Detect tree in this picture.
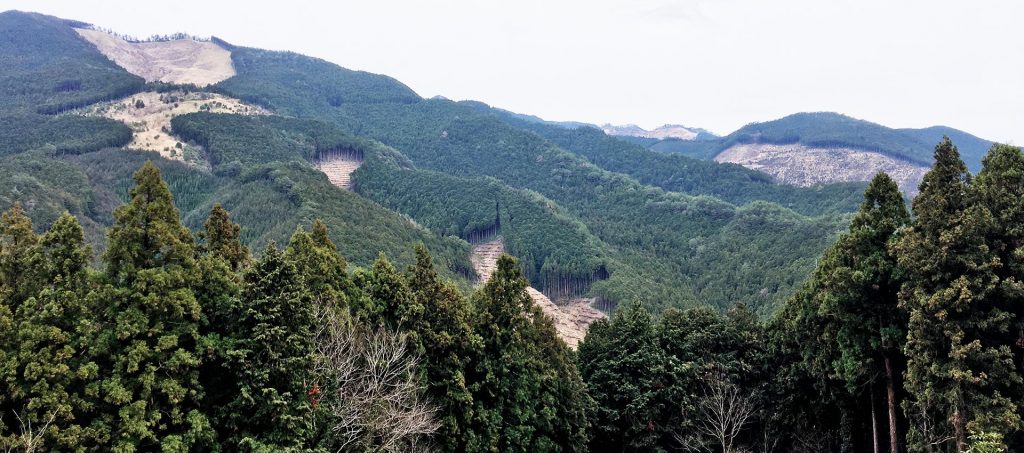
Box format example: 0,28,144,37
197,203,250,271
578,301,668,451
404,244,481,452
817,172,910,453
285,220,349,310
690,378,758,453
351,253,418,329
312,305,439,452
98,162,213,451
892,139,1021,452
0,203,40,444
9,213,103,449
470,254,591,452
222,243,316,449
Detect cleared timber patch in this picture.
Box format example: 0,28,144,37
316,149,364,190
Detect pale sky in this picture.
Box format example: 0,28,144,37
4,0,1022,143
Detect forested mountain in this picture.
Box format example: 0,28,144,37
1,8,1023,453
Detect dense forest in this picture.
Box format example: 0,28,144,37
3,140,1023,453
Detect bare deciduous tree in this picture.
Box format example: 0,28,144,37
313,307,439,452
1,409,56,453
686,378,758,453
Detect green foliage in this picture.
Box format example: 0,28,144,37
0,114,132,156
468,255,592,451
96,162,213,451
222,243,316,449
497,112,866,216
0,11,143,115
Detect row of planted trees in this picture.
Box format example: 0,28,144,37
577,138,1024,452
0,162,592,451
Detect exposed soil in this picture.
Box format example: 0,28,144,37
715,143,928,195
471,237,606,348
317,157,363,191
80,91,267,161
76,28,235,86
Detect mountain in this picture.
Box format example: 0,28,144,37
0,10,871,320
629,112,995,193
601,123,718,141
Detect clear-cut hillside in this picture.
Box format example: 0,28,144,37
471,237,605,348
602,123,703,140
316,151,363,191
715,143,928,194
76,28,235,86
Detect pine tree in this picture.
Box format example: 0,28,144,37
817,172,909,452
577,300,668,451
98,162,213,451
405,244,481,451
223,243,316,449
11,213,104,449
893,139,1021,452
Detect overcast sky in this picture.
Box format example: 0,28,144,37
5,0,1022,143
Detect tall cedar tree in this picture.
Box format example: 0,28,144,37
892,139,1021,452
972,143,1024,449
0,203,40,444
577,301,667,451
11,213,104,449
194,205,249,446
470,254,591,452
404,244,482,452
351,253,420,328
223,243,316,449
285,220,349,310
817,172,910,453
99,162,213,451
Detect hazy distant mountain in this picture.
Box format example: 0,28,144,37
601,123,718,141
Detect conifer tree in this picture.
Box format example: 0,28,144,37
11,213,103,449
351,253,419,328
284,221,349,309
98,162,213,451
578,301,668,450
893,139,1021,452
817,172,909,452
405,244,481,451
223,243,316,449
197,203,250,271
469,254,591,452
0,203,39,441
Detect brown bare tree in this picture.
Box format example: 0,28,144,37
313,307,439,452
686,378,758,453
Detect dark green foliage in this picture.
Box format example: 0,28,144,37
404,245,480,451
0,114,132,156
214,46,420,116
577,302,668,450
222,243,316,449
97,162,213,451
893,139,1021,450
496,112,866,216
719,112,938,165
0,11,143,115
899,126,993,172
469,255,592,451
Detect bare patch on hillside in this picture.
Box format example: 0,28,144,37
471,237,606,348
317,152,363,191
76,28,235,86
715,143,928,194
81,91,267,161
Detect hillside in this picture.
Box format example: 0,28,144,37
0,10,866,317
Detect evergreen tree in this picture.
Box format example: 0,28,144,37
98,162,213,451
351,253,418,328
817,172,910,452
197,203,250,271
892,139,1021,452
470,254,591,452
194,205,248,445
10,213,104,449
577,301,667,451
0,203,40,442
404,244,481,452
223,243,316,449
284,221,349,309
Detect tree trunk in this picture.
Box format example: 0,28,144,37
872,385,880,453
884,354,899,453
952,402,966,453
